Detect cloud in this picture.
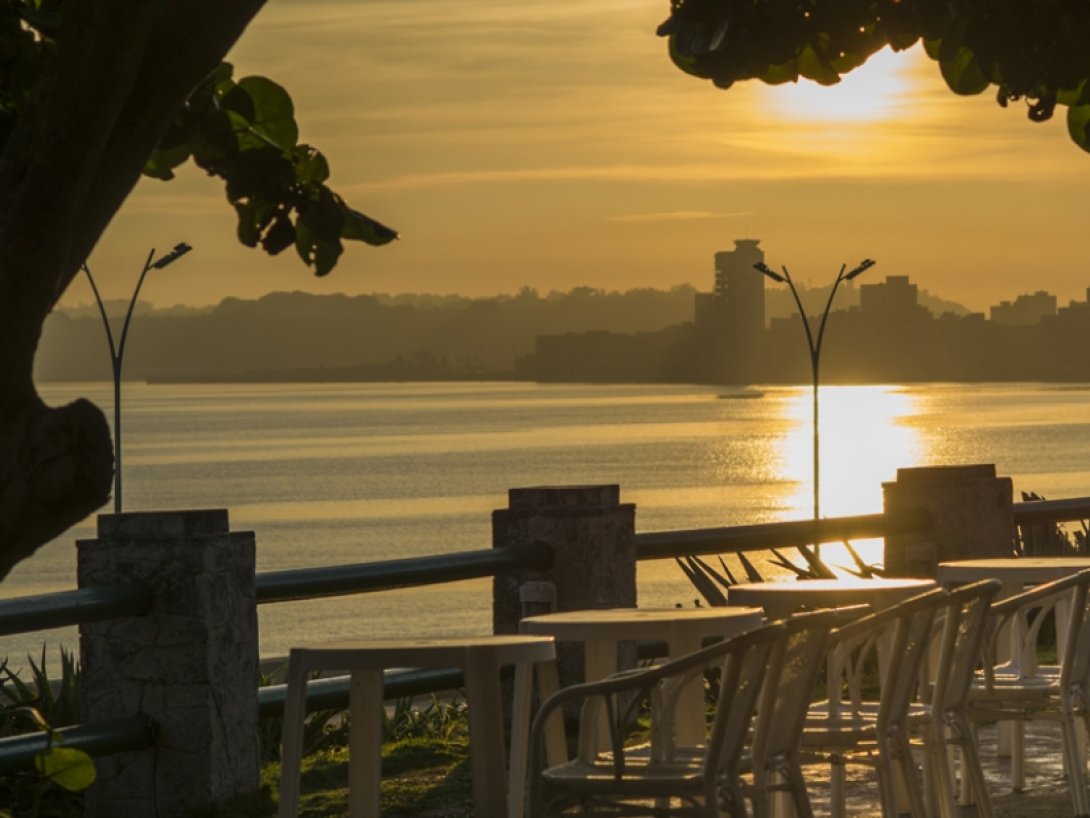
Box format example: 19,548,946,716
608,211,753,223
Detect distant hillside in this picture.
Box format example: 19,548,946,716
37,285,699,382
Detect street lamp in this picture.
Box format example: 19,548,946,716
82,243,193,513
754,257,875,525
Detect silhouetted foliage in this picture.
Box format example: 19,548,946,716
657,0,1090,152
0,1,395,581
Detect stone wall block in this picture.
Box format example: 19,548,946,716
883,464,1015,576
78,510,259,818
493,485,636,688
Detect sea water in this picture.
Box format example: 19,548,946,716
4,380,1090,666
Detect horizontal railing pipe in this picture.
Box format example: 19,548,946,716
258,667,468,719
258,645,675,720
634,509,933,561
0,584,154,637
1013,497,1090,526
255,540,552,604
0,715,157,774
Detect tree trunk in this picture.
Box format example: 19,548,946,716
0,0,265,580
0,395,113,581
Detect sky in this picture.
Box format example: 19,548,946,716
66,0,1090,315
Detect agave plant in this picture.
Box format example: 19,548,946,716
0,650,93,818
677,541,884,607
1018,491,1089,556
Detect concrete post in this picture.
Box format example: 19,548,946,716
78,510,259,818
493,485,637,630
493,485,636,687
883,464,1015,577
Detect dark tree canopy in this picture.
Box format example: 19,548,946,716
0,0,396,580
657,0,1090,152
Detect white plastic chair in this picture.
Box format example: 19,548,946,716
924,578,1003,818
968,568,1090,816
746,606,868,818
801,587,949,818
526,620,786,817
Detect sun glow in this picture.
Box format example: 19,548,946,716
761,47,915,123
780,385,921,568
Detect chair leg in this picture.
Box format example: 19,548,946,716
1011,720,1026,791
783,753,815,818
1061,715,1090,817
895,736,928,818
926,725,958,818
875,755,901,818
830,758,847,818
959,731,996,818
943,713,994,818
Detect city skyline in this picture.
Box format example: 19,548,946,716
60,0,1090,316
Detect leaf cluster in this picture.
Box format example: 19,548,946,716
657,0,1090,152
0,3,396,277
0,649,92,818
0,0,58,148
145,62,397,276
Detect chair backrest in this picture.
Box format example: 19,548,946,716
982,568,1090,692
931,579,1003,716
688,621,790,777
750,605,870,766
828,587,950,731
1049,569,1090,697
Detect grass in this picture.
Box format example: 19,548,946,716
199,693,478,818
201,736,474,818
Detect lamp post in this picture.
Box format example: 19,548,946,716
754,257,875,524
82,243,193,513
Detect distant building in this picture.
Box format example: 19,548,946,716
693,239,765,383
859,275,924,319
990,291,1057,326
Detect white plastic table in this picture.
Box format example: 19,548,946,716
520,606,764,753
937,556,1090,590
937,557,1090,674
725,577,937,620
277,634,556,818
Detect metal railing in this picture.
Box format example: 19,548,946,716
1,495,1088,772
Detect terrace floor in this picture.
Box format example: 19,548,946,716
805,720,1074,818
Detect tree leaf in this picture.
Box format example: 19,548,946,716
341,205,399,246
798,43,840,86
34,746,96,791
295,219,343,276
293,145,330,185
1067,104,1090,153
234,198,276,247
233,76,299,153
143,142,191,180
939,46,990,95
1057,80,1090,107
760,60,800,85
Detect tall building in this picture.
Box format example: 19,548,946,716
990,291,1057,326
693,239,765,383
715,239,766,344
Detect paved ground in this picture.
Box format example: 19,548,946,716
803,721,1075,817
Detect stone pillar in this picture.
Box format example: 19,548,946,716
493,486,636,685
78,510,259,818
883,464,1015,577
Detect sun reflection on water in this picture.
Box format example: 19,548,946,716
778,385,922,569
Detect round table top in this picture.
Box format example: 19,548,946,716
726,577,936,615
519,606,764,640
937,556,1090,584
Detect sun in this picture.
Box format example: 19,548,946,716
761,47,914,123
